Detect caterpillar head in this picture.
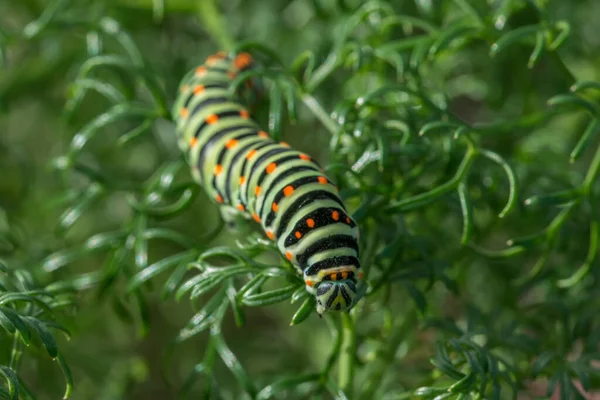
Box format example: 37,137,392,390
315,278,358,315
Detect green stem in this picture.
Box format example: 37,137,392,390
338,312,356,393
196,0,235,51
385,145,477,213
301,93,339,136
549,50,577,86
359,309,417,400
582,142,600,194
9,333,22,370
321,315,343,381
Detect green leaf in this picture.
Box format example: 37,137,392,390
268,82,283,141
524,188,581,208
458,181,473,245
0,294,53,315
490,25,541,56
531,351,556,377
477,149,518,218
22,316,58,359
570,119,600,163
0,310,15,334
236,273,268,298
528,31,545,68
0,308,31,345
547,94,600,117
198,246,257,266
256,373,321,400
42,230,125,272
242,284,297,307
414,386,447,396
212,331,257,398
56,183,105,234
177,288,228,342
226,281,245,328
570,81,600,93
45,271,103,293
66,77,125,113
68,103,158,158
127,249,198,292
161,263,189,300
404,283,427,314
290,296,315,326
55,352,74,399
189,265,254,300
0,387,11,400
429,24,480,58
0,366,18,400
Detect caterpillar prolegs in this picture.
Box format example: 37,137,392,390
172,51,363,315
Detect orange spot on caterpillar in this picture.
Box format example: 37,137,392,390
285,251,293,261
358,271,364,280
206,56,219,66
240,110,250,119
246,149,257,160
295,231,302,239
299,154,311,161
267,230,275,240
258,131,269,138
236,204,245,211
225,139,238,149
215,194,223,203
239,176,246,185
306,218,315,228
331,273,338,281
234,52,253,69
283,185,294,197
189,137,198,147
342,271,349,279
266,163,276,174
272,203,278,212
280,142,290,148
195,66,207,76
305,280,314,287
252,213,261,223
346,217,351,223
207,114,219,124
255,186,261,196
193,85,205,94
180,108,189,118
318,176,328,184
332,211,339,221
214,165,223,175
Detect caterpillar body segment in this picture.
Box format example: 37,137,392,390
173,51,363,315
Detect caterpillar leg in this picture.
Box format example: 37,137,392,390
218,205,252,233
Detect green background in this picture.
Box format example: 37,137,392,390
1,0,600,399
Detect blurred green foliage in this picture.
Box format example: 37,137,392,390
1,0,600,399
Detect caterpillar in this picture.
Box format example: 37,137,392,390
172,51,362,315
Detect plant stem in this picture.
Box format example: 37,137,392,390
301,93,339,136
359,309,417,399
196,0,235,51
583,142,600,194
385,145,477,213
549,50,577,86
338,312,356,393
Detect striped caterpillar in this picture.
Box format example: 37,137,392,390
172,51,362,315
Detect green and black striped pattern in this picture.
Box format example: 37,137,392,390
172,51,362,315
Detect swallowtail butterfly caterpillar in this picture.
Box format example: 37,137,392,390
172,51,363,315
